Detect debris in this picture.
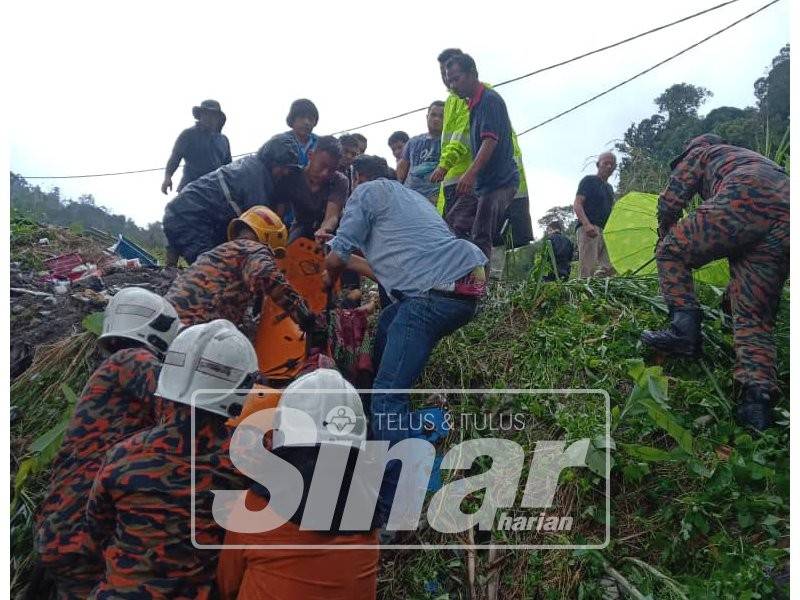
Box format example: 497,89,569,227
72,274,105,292
11,287,56,300
53,281,70,295
71,289,111,307
110,235,159,267
101,257,142,276
37,238,50,246
43,252,85,281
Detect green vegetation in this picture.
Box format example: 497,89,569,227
385,273,789,599
10,316,101,595
10,172,167,251
616,45,790,196
7,41,790,600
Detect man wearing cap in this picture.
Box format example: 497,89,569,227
162,134,303,266
162,99,232,195
641,134,790,431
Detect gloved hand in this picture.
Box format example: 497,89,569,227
298,312,328,349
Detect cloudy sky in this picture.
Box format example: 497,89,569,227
8,0,790,232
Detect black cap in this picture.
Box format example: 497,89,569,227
670,133,727,170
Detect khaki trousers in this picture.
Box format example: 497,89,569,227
577,226,615,277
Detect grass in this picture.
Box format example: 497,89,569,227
8,267,789,599
388,273,789,599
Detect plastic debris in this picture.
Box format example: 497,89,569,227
109,235,158,267
43,253,84,281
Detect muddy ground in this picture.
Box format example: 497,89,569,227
10,262,178,379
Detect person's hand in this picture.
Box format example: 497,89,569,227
161,178,172,195
455,170,476,197
314,228,333,244
300,312,329,349
585,224,599,238
430,167,447,183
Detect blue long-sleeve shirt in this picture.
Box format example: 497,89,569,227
329,179,487,301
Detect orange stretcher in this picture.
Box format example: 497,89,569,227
254,237,337,382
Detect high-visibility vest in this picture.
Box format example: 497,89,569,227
436,85,528,214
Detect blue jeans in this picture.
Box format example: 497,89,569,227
371,292,477,524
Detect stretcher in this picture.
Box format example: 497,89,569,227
254,237,337,383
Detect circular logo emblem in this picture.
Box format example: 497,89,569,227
324,405,358,436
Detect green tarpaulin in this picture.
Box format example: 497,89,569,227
603,191,729,287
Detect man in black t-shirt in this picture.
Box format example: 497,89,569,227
443,53,519,262
573,152,616,277
161,100,232,194
273,135,349,243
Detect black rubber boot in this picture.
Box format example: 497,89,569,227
640,308,703,358
735,385,775,432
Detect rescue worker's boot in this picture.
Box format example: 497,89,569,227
735,385,775,432
640,308,703,358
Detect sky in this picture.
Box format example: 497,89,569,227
7,0,791,233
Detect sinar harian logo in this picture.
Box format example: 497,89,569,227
324,405,357,436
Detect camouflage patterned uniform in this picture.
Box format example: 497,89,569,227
165,238,313,328
35,347,162,600
656,138,789,392
86,405,246,599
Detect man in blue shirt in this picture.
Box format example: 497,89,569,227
396,102,444,203
161,100,232,194
325,154,487,526
444,53,519,261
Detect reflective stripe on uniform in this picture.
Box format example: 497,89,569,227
216,171,242,216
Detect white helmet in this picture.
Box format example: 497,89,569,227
156,319,258,417
98,287,180,356
273,368,366,449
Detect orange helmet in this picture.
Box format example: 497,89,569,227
228,206,288,256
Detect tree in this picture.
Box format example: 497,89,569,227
654,83,712,120
753,44,790,149
615,44,790,196
9,172,166,251
537,205,576,231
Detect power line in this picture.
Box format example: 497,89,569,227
516,0,780,136
18,0,758,180
522,2,781,135
333,0,742,134
493,0,743,87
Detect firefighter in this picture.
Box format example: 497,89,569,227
32,287,180,600
85,319,259,598
641,134,789,431
165,205,324,338
217,368,378,600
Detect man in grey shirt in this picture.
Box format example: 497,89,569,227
396,101,444,204
325,154,486,527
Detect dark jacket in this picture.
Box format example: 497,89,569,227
546,232,574,280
